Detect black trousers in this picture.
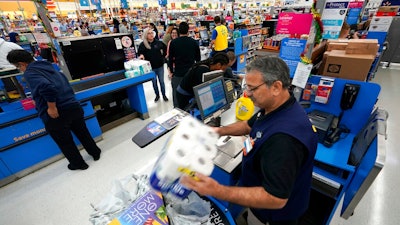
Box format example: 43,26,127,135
176,91,193,110
171,76,184,108
44,106,101,166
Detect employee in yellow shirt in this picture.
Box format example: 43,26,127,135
210,16,228,56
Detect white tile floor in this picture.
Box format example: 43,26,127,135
0,66,399,225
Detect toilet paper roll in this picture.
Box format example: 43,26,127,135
156,147,191,181
189,153,215,176
176,116,202,131
194,143,218,159
196,125,219,145
167,128,197,151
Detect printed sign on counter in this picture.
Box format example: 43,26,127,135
321,0,350,39
279,38,307,78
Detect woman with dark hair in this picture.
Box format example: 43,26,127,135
163,25,175,45
112,18,120,33
166,27,179,79
176,52,230,109
149,23,159,40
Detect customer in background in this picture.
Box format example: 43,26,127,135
181,56,318,225
168,22,201,107
162,25,175,45
7,50,102,171
138,28,168,102
166,28,179,79
210,16,229,56
119,19,130,33
149,23,159,40
112,18,120,33
0,37,23,69
176,52,229,110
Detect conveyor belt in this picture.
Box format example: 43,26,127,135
71,73,126,92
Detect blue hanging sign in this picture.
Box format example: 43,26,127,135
158,0,168,6
143,3,148,8
91,0,102,11
80,0,90,6
121,0,129,9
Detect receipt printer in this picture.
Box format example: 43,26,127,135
308,110,335,143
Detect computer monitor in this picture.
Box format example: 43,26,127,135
202,70,224,82
193,76,231,125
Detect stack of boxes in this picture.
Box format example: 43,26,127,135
319,39,379,81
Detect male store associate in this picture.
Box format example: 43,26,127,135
7,50,102,171
181,56,318,225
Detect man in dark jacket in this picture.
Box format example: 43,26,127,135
168,22,201,107
7,50,101,170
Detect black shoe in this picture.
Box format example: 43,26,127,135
68,163,89,170
163,95,169,101
154,96,160,102
92,152,101,161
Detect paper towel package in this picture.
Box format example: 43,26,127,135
149,116,217,198
124,59,152,77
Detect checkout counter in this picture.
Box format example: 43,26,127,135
132,75,385,225
0,68,155,187
0,32,157,187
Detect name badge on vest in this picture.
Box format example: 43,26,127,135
243,137,253,156
243,131,262,156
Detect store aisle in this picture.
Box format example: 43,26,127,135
0,66,399,225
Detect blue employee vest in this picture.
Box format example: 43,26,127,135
241,101,318,222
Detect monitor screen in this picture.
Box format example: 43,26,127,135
193,76,231,124
202,70,224,82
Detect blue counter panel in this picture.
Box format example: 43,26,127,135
0,134,60,174
0,159,12,179
0,107,37,125
314,134,356,172
0,72,152,185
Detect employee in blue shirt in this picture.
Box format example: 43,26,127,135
181,56,318,225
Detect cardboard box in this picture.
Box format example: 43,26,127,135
327,42,348,51
345,39,379,56
322,50,375,81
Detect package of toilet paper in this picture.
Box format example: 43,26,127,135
149,116,218,198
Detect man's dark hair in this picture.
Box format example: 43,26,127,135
210,52,229,66
7,50,34,64
178,22,189,35
214,16,221,24
191,52,229,69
